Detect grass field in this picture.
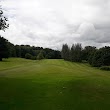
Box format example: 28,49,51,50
0,58,110,110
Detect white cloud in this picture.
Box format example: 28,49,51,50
0,0,110,49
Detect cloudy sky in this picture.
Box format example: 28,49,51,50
0,0,110,49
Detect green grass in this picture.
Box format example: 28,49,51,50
0,58,110,110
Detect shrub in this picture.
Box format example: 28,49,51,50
37,52,44,60
25,53,32,59
31,56,36,60
100,66,110,71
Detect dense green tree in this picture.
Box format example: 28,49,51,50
88,51,96,65
15,45,44,58
82,46,96,61
70,44,75,61
37,52,44,60
0,36,9,61
8,42,16,57
31,56,37,60
92,50,103,67
54,50,61,59
43,48,61,59
91,46,110,67
25,53,32,59
45,51,54,59
0,9,9,61
0,10,9,31
70,43,82,62
61,43,110,67
15,45,21,57
102,46,110,66
61,44,70,61
14,45,61,60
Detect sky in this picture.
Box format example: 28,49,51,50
0,0,110,50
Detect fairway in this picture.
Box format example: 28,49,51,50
0,58,110,110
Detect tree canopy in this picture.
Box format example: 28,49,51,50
0,36,9,61
0,9,9,31
0,8,9,61
61,44,110,67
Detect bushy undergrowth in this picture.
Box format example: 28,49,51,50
100,66,110,71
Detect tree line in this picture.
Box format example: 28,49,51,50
0,37,61,61
61,43,110,67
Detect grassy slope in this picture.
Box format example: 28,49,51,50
0,58,110,110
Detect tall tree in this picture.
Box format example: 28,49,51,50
0,10,9,31
0,9,9,61
61,44,70,61
82,46,96,61
0,36,9,61
91,46,110,67
8,42,16,57
70,43,82,62
70,44,75,61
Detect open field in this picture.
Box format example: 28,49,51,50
0,58,110,110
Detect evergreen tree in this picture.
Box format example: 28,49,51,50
70,44,76,61
70,43,82,62
61,44,70,61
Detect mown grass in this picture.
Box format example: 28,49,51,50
0,58,110,110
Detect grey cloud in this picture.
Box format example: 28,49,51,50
0,0,110,49
74,22,110,47
96,32,110,43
